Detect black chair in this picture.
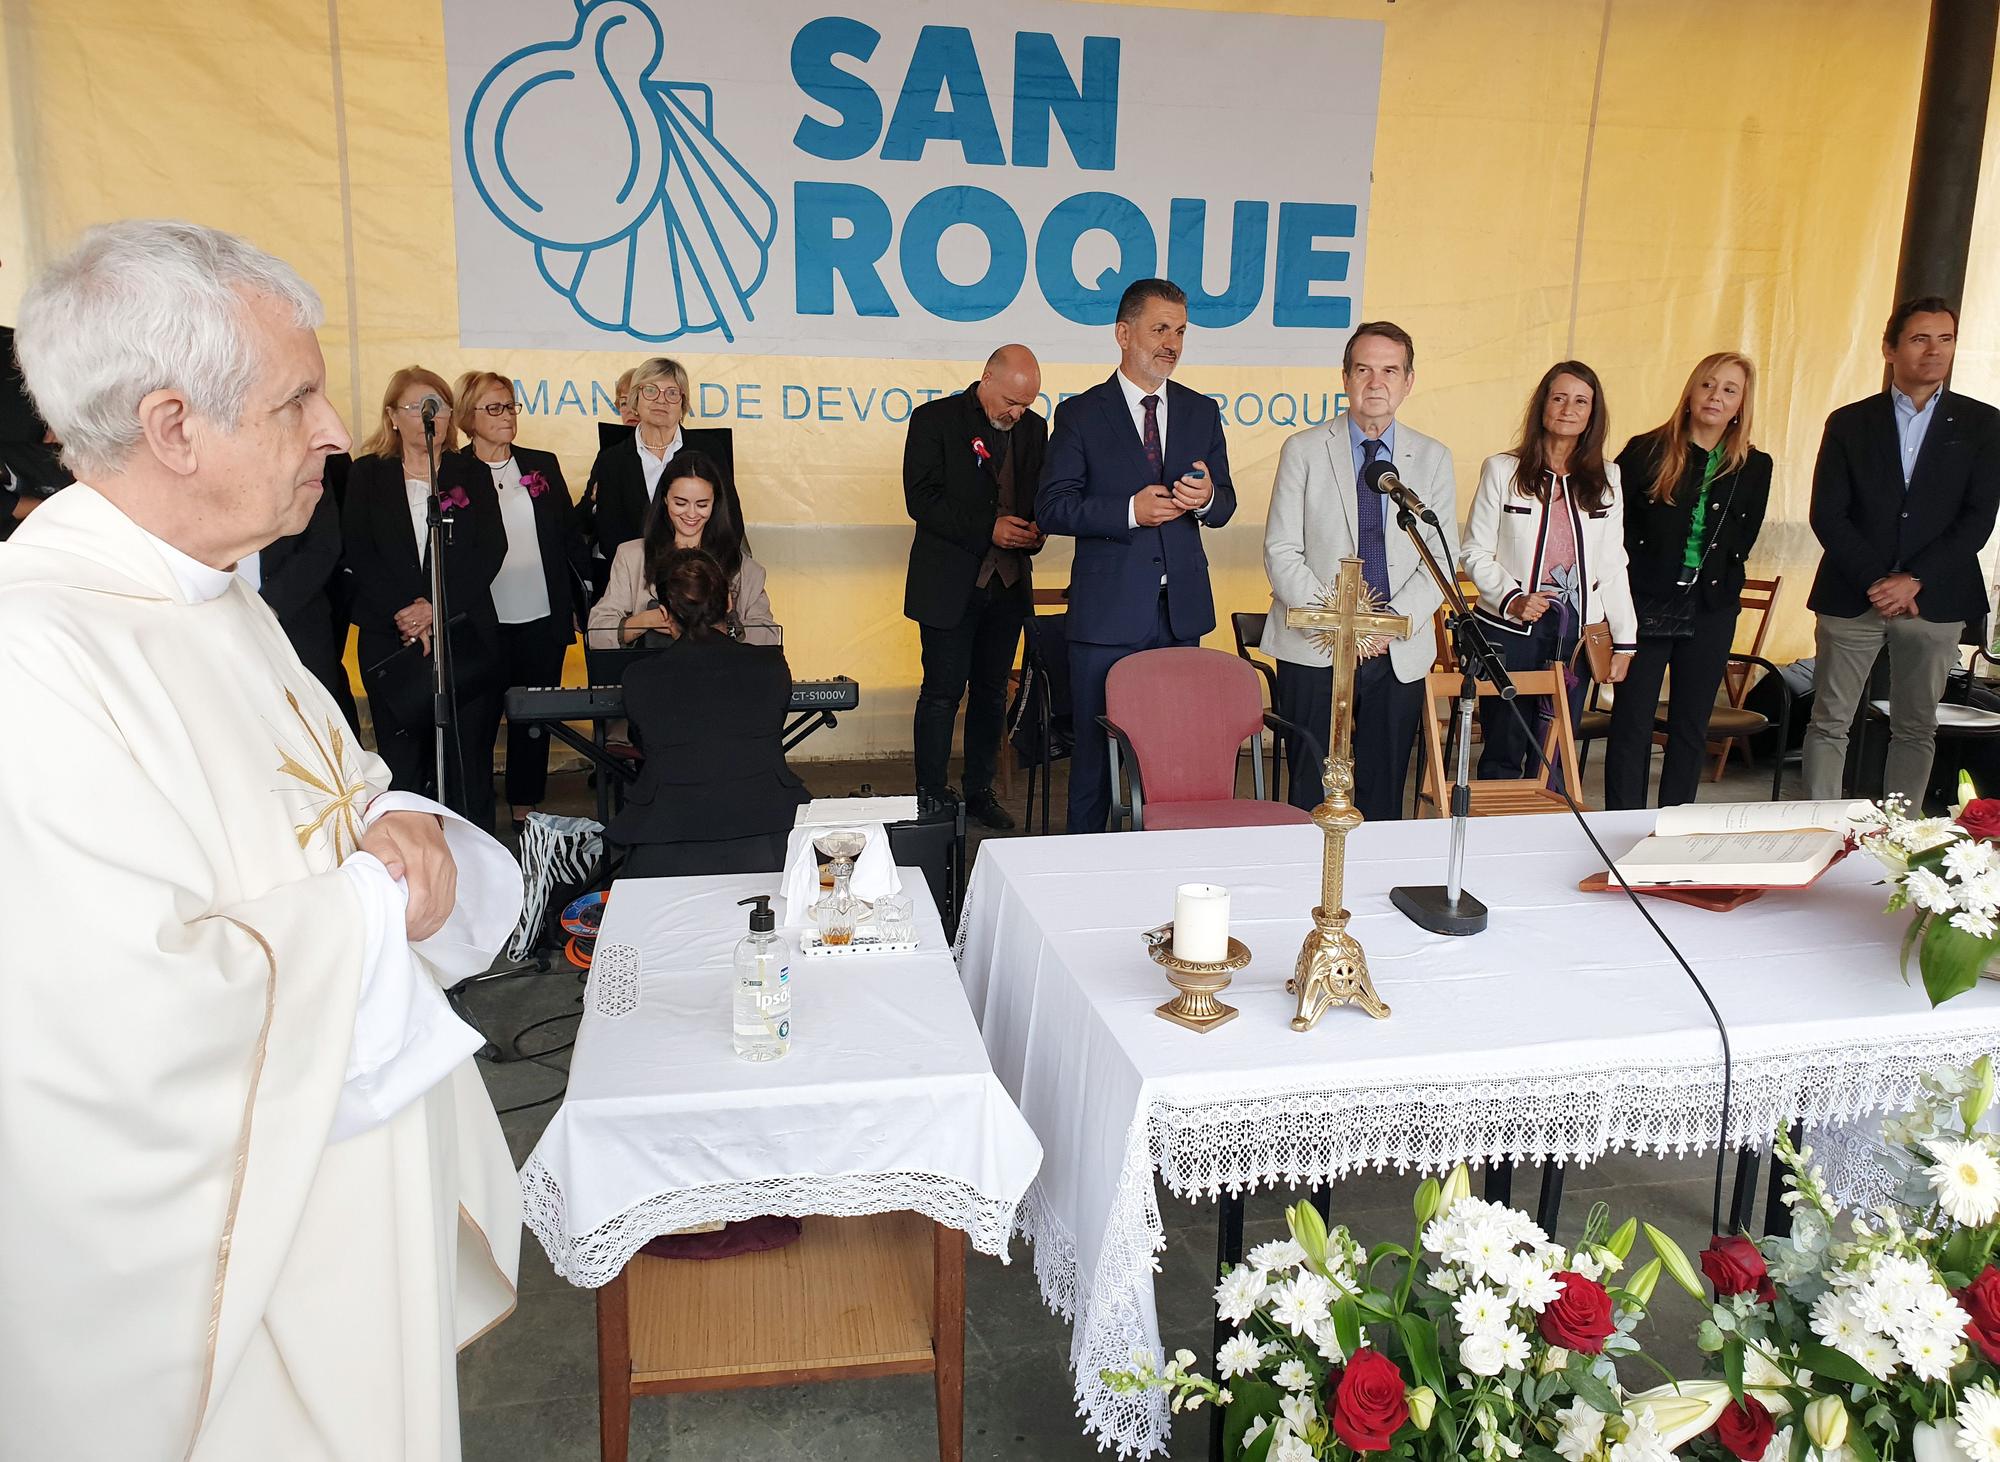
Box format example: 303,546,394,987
1010,612,1074,836
888,799,969,937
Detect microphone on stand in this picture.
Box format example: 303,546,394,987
419,392,447,427
1362,457,1440,526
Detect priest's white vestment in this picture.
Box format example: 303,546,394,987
0,484,522,1460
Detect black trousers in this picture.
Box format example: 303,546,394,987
365,668,501,834
1603,602,1740,810
1274,656,1424,821
475,616,571,809
1477,614,1582,791
914,579,1029,798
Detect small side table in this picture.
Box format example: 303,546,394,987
594,1213,966,1462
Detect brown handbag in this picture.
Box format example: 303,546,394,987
1573,621,1616,682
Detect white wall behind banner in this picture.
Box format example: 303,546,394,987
443,0,1383,365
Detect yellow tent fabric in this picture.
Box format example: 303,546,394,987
3,0,1990,756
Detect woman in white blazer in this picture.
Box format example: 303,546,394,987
1461,360,1636,785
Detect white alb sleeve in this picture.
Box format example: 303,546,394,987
328,793,525,1142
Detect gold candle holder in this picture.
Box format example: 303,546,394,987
1143,924,1251,1032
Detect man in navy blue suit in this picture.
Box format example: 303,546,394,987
1036,278,1236,833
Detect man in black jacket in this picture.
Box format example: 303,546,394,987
902,345,1046,829
247,485,358,732
1803,296,2000,804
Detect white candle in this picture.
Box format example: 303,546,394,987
1172,883,1230,964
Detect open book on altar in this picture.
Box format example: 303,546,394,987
1605,799,1866,891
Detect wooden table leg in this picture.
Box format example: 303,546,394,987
596,1268,633,1462
933,1223,966,1462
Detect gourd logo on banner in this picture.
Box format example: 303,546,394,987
449,0,1383,365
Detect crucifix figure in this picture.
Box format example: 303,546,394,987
1282,556,1408,1030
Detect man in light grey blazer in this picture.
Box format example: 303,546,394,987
1263,321,1458,818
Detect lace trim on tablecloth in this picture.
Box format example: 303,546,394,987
587,942,641,1019
1030,1028,2000,1460
520,1159,1023,1288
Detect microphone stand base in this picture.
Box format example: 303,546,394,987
1389,884,1489,936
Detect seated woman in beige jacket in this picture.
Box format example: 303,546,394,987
586,448,780,648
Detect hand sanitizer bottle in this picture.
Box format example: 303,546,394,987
732,895,791,1061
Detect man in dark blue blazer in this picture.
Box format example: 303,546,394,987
1036,278,1237,833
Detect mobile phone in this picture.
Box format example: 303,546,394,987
1186,467,1206,481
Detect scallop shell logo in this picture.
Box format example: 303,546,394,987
465,0,778,343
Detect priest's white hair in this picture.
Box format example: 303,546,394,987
14,219,324,478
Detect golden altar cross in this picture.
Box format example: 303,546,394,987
1281,557,1409,1030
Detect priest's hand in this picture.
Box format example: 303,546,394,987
360,811,459,941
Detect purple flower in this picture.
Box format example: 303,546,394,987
522,470,551,499
440,485,471,511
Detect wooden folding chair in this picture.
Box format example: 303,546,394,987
1706,575,1783,781
1415,668,1585,817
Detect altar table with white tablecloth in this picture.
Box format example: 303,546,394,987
952,810,2000,1457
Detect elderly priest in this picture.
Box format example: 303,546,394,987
0,222,523,1460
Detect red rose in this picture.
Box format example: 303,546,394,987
1958,1266,2000,1364
1538,1271,1617,1354
1959,800,2000,841
1331,1349,1410,1452
1714,1396,1776,1461
1701,1236,1776,1305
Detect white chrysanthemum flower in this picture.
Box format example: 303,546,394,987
1953,909,2000,939
1279,1391,1316,1433
1962,868,2000,917
1908,866,1958,914
1249,1238,1308,1272
1451,1216,1518,1281
1552,1398,1607,1462
1850,1332,1898,1380
1946,839,2000,880
1421,1214,1459,1256
1454,1283,1513,1337
1495,1326,1533,1371
1459,1331,1507,1377
1214,1266,1270,1324
1507,1255,1566,1311
1571,1251,1608,1282
1274,1358,1314,1393
1757,1427,1794,1462
1811,1289,1866,1347
1959,1382,2000,1462
1929,1138,2000,1226
1268,1272,1335,1336
1893,1325,1960,1382
1915,1287,1971,1339
1216,1332,1265,1379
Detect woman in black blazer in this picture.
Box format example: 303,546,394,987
453,370,587,829
587,356,691,571
1604,352,1773,810
607,549,809,878
342,366,507,831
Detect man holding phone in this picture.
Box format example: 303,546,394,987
902,344,1048,828
1036,278,1237,833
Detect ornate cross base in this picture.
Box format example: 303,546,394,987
1288,906,1390,1029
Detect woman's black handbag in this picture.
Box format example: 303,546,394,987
1635,590,1697,640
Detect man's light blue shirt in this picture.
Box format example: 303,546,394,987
1348,415,1396,481
1892,385,1941,486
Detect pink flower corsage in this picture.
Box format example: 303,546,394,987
972,437,992,467
440,485,471,511
522,470,551,499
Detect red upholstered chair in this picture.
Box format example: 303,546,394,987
1100,647,1319,832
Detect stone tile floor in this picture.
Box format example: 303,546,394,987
456,740,1794,1460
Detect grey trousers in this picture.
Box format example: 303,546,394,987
1801,609,1964,805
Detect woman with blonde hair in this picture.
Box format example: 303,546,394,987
451,370,585,829
1603,352,1773,809
342,366,505,828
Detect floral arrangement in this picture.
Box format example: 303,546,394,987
521,469,552,499
1104,1168,1714,1461
1853,777,2000,1006
1678,1058,2000,1462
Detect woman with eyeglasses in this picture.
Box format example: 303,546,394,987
586,356,691,566
341,367,505,830
452,370,587,830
